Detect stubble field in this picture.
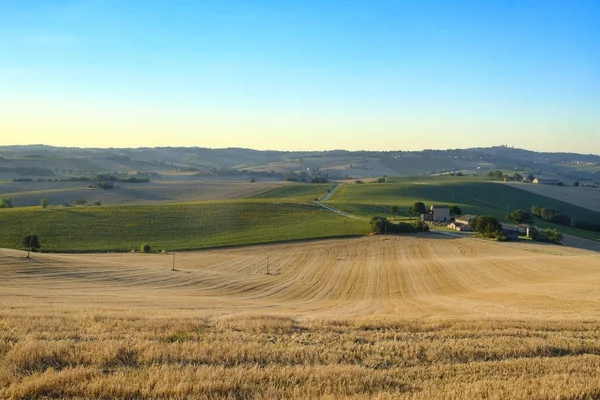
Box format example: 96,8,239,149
2,235,600,399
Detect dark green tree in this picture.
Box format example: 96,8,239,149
23,234,41,258
41,198,49,209
0,197,13,208
449,205,462,216
507,209,533,224
573,181,580,187
545,228,563,244
411,202,427,215
140,244,151,253
513,173,523,181
473,215,502,239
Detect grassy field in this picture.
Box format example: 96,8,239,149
249,183,333,201
0,180,279,207
0,201,368,252
327,177,600,240
2,236,600,399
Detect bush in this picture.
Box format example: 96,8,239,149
369,216,429,234
73,198,87,205
140,243,151,253
0,198,13,208
545,228,563,243
94,201,102,206
530,227,563,244
41,198,49,209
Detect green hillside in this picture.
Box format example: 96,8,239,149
327,177,600,240
0,201,368,252
250,184,332,201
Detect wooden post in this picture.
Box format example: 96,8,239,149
172,253,175,271
266,255,270,275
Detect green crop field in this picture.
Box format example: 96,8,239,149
0,201,368,252
250,184,333,201
326,177,600,240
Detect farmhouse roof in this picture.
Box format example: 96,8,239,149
456,214,477,222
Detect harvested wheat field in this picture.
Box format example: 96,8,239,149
2,235,600,399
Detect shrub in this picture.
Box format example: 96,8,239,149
545,228,563,244
140,244,151,253
94,201,102,206
0,197,13,208
73,198,87,205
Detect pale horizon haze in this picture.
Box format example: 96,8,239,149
1,0,599,153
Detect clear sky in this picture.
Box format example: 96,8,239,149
1,0,599,153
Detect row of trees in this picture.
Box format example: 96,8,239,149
469,214,563,243
369,217,429,234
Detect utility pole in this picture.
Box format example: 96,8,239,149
172,253,175,271
266,254,270,275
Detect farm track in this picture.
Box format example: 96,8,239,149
2,235,600,320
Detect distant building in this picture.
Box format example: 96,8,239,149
448,214,477,231
533,178,559,185
430,205,450,222
455,214,477,226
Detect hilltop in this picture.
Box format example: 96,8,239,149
1,144,600,184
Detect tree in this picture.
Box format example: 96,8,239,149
574,181,580,187
94,201,102,206
370,216,388,234
473,215,502,239
526,173,535,181
507,209,533,224
493,170,504,181
73,198,87,205
411,202,427,215
545,228,563,244
450,205,462,216
0,197,13,208
390,205,399,217
531,205,541,216
513,172,523,181
140,243,151,253
23,234,41,258
41,198,49,209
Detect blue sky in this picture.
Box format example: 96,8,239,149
1,0,599,153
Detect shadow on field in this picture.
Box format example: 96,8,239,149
117,188,173,202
